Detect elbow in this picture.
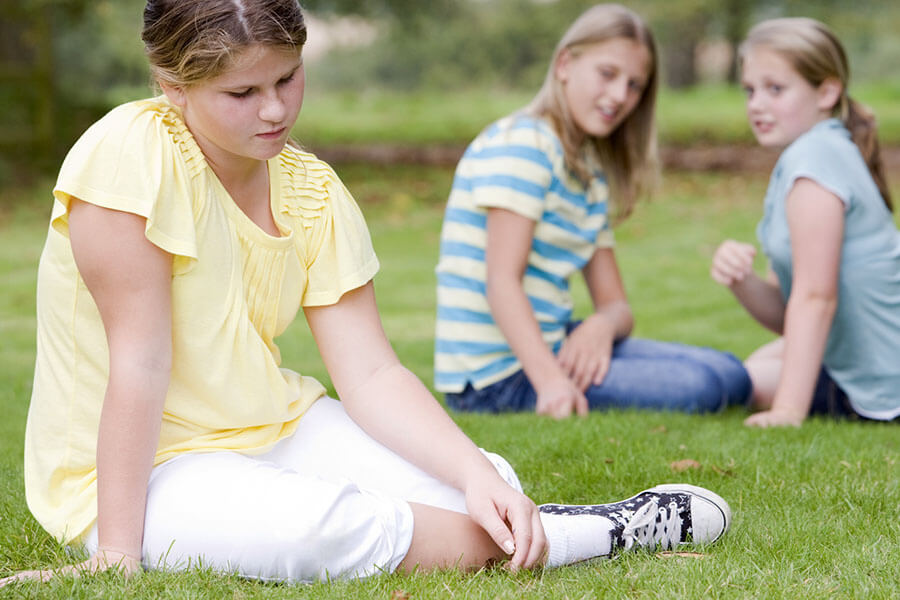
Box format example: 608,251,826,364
787,289,838,321
110,343,173,396
485,270,520,311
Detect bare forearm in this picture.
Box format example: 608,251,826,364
96,366,168,557
771,293,837,416
487,277,564,388
341,363,496,490
730,273,786,333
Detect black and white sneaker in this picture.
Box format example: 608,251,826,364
539,484,731,552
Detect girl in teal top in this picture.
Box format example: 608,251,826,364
712,17,900,427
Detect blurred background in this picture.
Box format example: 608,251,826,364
2,0,899,187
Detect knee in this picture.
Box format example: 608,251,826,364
672,363,731,414
687,349,752,407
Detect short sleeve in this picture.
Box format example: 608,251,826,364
280,154,379,306
779,121,854,210
50,99,200,274
462,117,556,221
596,228,615,248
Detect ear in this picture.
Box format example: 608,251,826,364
554,48,572,84
159,81,187,108
816,77,843,113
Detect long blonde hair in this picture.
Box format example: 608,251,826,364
741,17,892,211
142,0,307,89
526,3,659,221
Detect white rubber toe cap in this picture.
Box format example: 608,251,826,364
647,483,731,544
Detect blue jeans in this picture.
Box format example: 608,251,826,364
445,337,752,414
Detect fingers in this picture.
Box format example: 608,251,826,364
0,553,141,588
550,399,573,420
475,499,517,557
0,568,56,587
524,508,548,568
558,346,608,391
711,240,757,286
503,497,547,571
574,389,589,417
593,357,610,386
535,375,590,419
744,410,804,428
743,412,766,427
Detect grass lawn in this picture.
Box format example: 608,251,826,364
294,81,900,148
1,167,898,598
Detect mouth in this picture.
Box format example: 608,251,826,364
597,106,618,123
257,127,287,140
752,120,774,134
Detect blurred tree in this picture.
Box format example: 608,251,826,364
2,0,897,184
0,0,86,176
303,0,460,29
0,0,147,183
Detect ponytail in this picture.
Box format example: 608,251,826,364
844,98,893,212
740,18,892,212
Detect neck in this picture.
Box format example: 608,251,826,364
206,153,268,196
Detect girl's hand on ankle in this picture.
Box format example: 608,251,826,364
744,408,806,428
464,474,547,571
535,376,588,419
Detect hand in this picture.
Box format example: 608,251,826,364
744,409,806,428
557,313,615,390
0,549,141,588
534,375,588,419
711,240,757,287
464,473,547,571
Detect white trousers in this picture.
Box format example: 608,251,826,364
82,397,522,582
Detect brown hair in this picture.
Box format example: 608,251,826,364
142,0,307,89
526,3,659,221
741,17,892,211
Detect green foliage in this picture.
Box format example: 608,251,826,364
2,168,899,597
310,0,573,91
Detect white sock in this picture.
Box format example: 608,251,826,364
539,511,615,568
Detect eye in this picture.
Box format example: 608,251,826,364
599,67,616,80
766,83,783,95
277,73,295,86
741,85,753,97
628,79,644,94
227,88,253,99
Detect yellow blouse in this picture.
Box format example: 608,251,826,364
24,96,379,543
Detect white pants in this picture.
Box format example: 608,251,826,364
83,397,522,582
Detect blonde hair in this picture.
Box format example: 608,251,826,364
142,0,307,89
741,17,892,211
526,3,659,221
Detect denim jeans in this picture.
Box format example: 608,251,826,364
811,368,856,418
445,337,752,414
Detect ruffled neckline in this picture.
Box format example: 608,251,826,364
148,96,296,248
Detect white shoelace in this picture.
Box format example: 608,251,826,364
621,498,682,550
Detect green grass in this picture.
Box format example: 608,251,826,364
1,168,899,598
294,81,900,148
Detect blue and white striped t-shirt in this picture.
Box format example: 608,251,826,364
434,114,614,392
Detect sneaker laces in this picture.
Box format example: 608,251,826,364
621,497,682,551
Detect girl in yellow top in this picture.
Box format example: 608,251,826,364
2,0,731,586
